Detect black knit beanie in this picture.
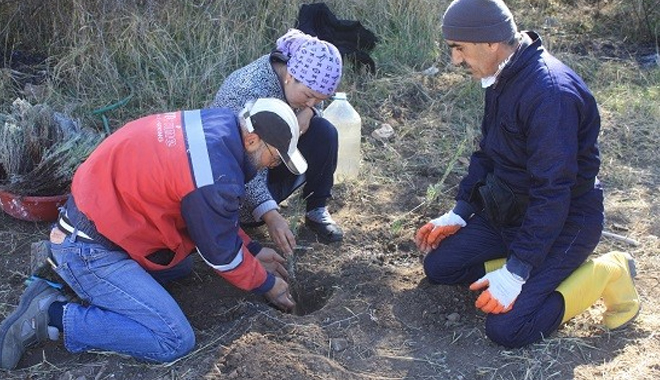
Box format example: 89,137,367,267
442,0,517,43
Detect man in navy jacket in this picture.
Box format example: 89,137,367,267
415,0,640,348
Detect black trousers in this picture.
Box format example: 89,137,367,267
267,116,338,212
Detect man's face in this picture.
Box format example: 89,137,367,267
446,40,500,80
248,142,282,171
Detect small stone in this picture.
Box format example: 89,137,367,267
331,338,349,352
543,17,559,28
446,313,461,322
371,123,395,142
421,65,439,76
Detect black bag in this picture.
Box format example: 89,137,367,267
295,2,379,73
472,173,529,228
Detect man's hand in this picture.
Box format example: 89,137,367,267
469,266,525,314
255,247,289,279
264,277,296,311
262,210,296,256
414,211,466,253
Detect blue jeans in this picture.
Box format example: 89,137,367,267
423,189,604,348
49,234,195,362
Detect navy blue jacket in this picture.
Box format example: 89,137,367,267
453,31,601,279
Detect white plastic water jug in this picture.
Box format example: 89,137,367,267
323,92,361,182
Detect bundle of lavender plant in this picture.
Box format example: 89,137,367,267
0,98,101,196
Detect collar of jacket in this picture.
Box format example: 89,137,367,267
491,30,542,91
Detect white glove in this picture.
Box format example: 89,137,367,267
414,211,466,253
469,265,525,314
429,210,467,228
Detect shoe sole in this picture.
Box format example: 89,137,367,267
314,233,343,244
311,232,343,244
305,219,343,244
627,253,637,278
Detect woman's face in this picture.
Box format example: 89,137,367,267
282,73,331,109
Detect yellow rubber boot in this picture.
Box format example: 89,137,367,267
601,251,640,329
556,251,640,328
556,258,602,324
484,258,506,274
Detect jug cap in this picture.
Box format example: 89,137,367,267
332,92,347,100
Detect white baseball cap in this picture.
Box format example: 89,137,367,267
241,98,307,175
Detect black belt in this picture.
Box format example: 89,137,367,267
60,196,121,250
57,213,96,244
470,175,596,228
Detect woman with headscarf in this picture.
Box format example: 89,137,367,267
210,29,344,255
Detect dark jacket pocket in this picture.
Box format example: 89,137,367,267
476,173,528,228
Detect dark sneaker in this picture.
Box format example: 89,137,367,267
305,207,343,243
0,279,67,369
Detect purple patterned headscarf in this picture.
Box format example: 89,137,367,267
276,29,343,96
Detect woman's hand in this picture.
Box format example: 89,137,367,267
262,210,296,256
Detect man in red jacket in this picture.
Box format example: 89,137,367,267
0,98,305,369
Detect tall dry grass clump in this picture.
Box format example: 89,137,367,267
0,0,445,132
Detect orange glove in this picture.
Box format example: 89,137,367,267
414,211,466,253
469,266,525,314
